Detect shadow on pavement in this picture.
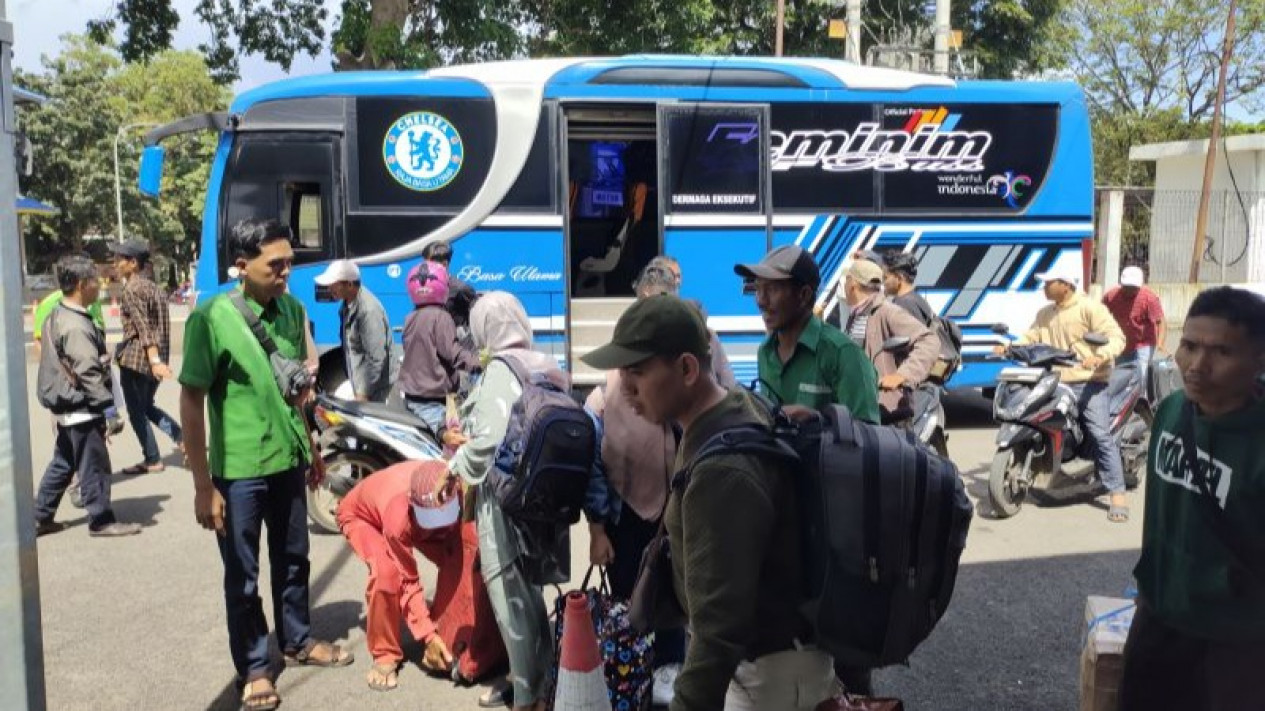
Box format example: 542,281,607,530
875,548,1140,710
111,493,170,527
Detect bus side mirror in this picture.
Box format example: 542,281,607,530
138,145,165,198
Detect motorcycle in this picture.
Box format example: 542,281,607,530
881,336,949,457
988,327,1152,518
307,394,444,533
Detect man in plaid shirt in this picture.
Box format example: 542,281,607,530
112,240,183,474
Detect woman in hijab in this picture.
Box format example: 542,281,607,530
444,291,563,711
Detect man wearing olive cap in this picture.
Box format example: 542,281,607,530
582,294,835,711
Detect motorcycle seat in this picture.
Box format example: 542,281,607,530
324,398,437,435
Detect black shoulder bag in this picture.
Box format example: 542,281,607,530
1180,401,1265,589
228,292,312,401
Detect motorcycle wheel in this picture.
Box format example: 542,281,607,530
307,451,387,534
989,447,1032,518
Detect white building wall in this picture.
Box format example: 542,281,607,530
1146,147,1262,284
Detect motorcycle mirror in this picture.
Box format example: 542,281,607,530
1084,333,1109,347
990,323,1010,335
882,336,911,352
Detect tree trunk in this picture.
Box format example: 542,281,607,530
334,0,411,70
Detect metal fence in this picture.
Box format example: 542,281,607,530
1102,188,1259,285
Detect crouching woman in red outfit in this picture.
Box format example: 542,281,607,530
337,460,506,691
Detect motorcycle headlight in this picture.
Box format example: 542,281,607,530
1013,376,1058,420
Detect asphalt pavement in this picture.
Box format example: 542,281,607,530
26,358,1142,711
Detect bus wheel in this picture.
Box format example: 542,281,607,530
307,451,385,534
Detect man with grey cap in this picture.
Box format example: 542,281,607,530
993,263,1130,521
112,238,182,475
735,244,879,424
841,258,940,426
582,294,834,711
315,259,392,403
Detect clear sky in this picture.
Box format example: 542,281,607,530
11,0,336,92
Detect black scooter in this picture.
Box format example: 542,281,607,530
988,327,1152,518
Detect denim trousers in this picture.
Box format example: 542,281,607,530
119,367,182,465
35,420,116,529
1069,380,1126,493
213,466,313,681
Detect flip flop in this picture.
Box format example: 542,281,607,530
367,663,398,692
284,640,354,667
240,679,280,711
1108,504,1130,523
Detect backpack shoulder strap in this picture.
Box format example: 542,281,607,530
676,423,800,492
1180,400,1265,586
228,291,279,356
492,354,530,387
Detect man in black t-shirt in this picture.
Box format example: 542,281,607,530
882,251,937,327
422,240,479,331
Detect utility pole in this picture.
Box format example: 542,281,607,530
933,0,951,74
0,0,47,707
846,0,862,63
1190,0,1238,283
114,122,158,241
775,0,785,56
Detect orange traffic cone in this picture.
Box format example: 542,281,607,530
553,592,611,711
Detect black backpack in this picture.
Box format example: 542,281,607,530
928,315,963,385
489,355,596,525
683,396,972,668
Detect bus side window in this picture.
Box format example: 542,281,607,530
221,135,339,281
283,182,325,251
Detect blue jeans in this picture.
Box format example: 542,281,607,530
404,398,446,436
1070,381,1126,494
1118,346,1155,382
213,466,312,680
119,367,182,466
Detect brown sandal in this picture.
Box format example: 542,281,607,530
241,678,280,711
367,663,398,692
284,640,354,667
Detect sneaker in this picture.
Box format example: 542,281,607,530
88,522,143,537
69,486,84,509
36,519,66,537
652,663,680,706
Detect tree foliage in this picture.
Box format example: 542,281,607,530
1061,0,1265,186
86,0,1067,80
17,37,228,274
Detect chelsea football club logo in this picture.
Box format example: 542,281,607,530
383,111,464,192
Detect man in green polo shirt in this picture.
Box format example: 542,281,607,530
735,245,880,424
179,218,352,711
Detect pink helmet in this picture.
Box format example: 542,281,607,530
407,260,450,307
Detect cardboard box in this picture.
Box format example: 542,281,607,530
1079,596,1136,711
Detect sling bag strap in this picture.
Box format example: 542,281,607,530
1180,400,1265,587
228,290,281,357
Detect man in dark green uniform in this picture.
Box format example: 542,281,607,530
735,245,879,425
1121,286,1265,711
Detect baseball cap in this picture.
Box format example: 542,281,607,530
1120,266,1145,287
1034,263,1083,286
581,294,711,370
733,245,820,288
314,259,361,286
109,240,150,259
847,258,885,288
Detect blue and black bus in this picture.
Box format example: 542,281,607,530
140,55,1093,389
